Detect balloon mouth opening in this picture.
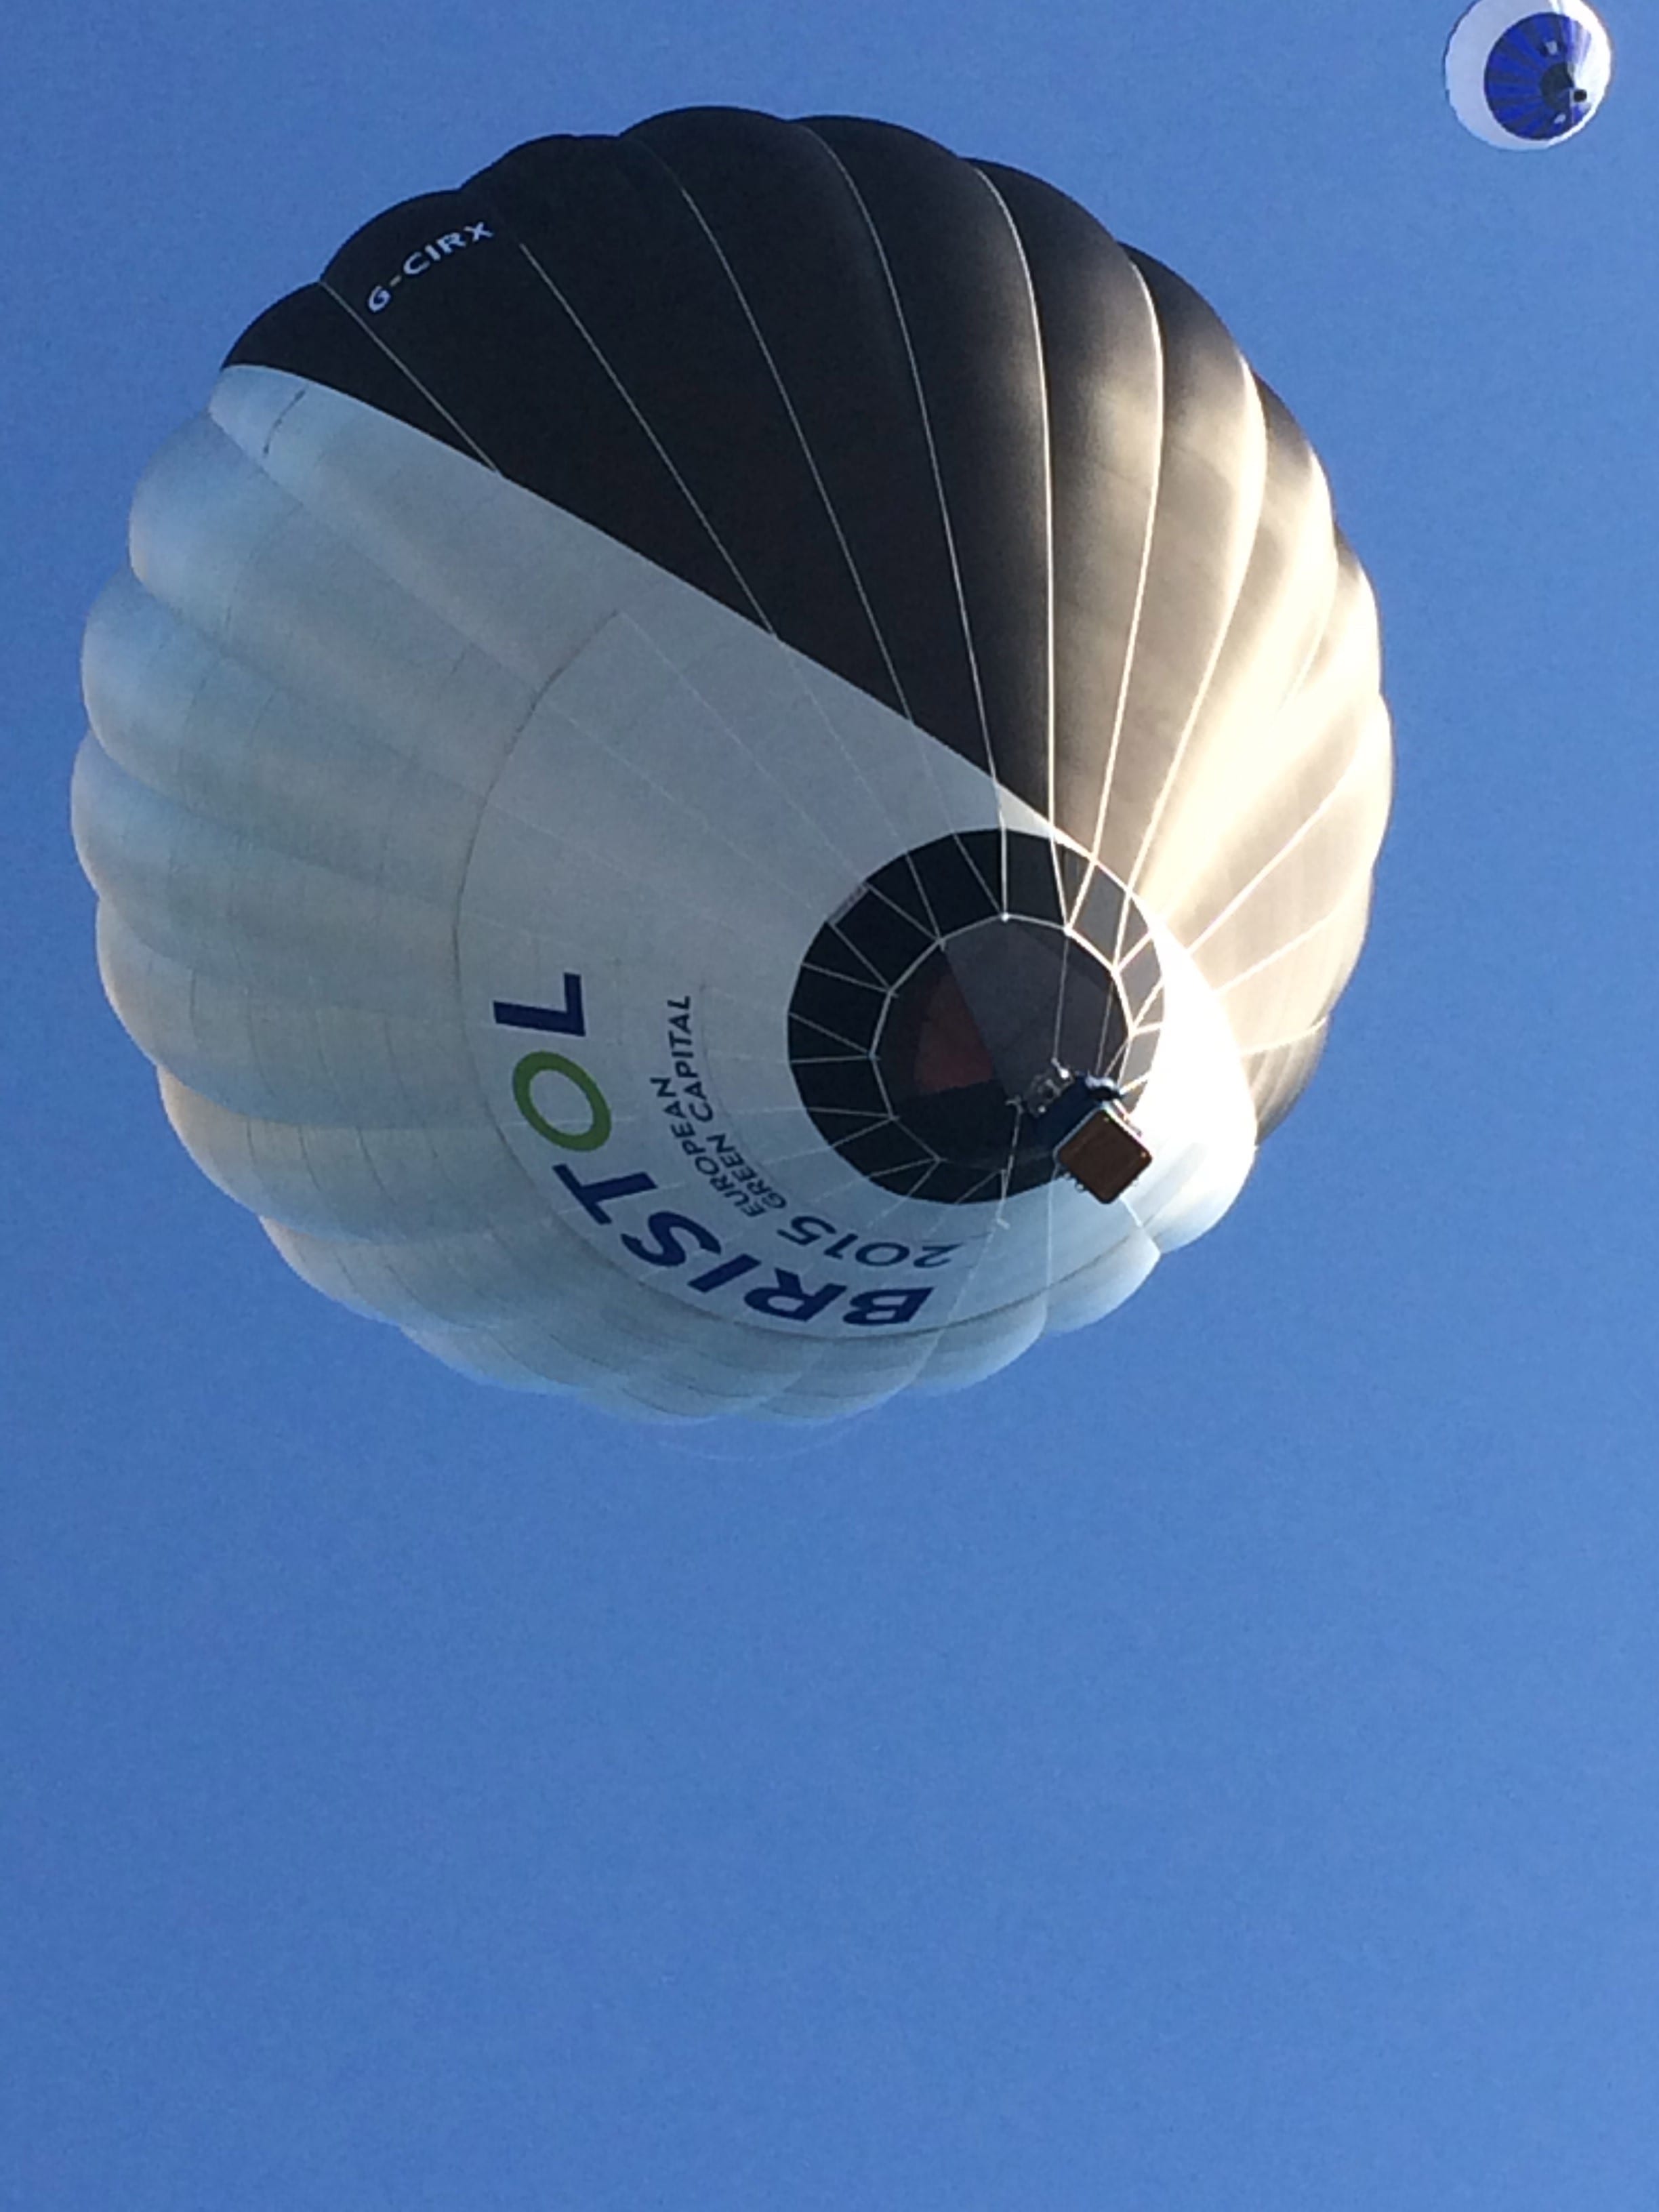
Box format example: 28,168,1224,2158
876,922,1124,1167
789,833,1165,1207
1538,60,1583,104
874,939,1153,1203
1472,12,1604,138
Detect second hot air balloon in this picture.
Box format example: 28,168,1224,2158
1445,1,1613,146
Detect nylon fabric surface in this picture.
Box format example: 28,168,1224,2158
75,111,1391,1418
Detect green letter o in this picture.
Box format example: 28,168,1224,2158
512,1051,613,1152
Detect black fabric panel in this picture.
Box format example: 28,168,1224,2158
800,117,1054,815
479,127,903,714
626,108,987,775
833,897,932,979
227,275,468,455
1001,831,1065,924
225,112,1126,823
354,167,749,617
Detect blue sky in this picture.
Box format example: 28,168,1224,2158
7,3,1659,2205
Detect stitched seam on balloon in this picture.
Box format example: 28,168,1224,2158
632,148,971,924
560,605,897,918
642,155,916,725
1211,880,1370,1000
1237,1019,1328,1061
218,366,617,711
1185,703,1384,962
503,227,945,920
249,377,308,463
504,237,775,634
1138,398,1345,933
318,279,499,471
800,131,1000,817
1164,697,1378,955
1122,312,1269,910
972,169,1059,912
503,613,856,941
1072,253,1164,931
125,411,531,1007
637,153,1000,951
970,167,1077,1108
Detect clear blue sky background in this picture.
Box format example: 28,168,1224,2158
5,3,1658,2205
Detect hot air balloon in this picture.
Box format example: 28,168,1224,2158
73,110,1392,1420
1446,1,1613,146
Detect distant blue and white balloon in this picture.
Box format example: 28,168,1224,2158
1446,1,1613,146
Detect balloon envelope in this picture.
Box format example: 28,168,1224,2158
1445,1,1613,147
74,111,1392,1420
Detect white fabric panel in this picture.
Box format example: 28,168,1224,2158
1127,924,1256,1252
79,367,1279,1419
82,575,483,912
210,368,664,697
403,1324,618,1395
268,1212,610,1329
75,741,455,1019
1216,872,1379,1066
1174,560,1386,972
127,415,541,804
1039,1229,1162,1335
1132,388,1340,924
94,904,481,1127
160,1074,527,1240
909,1296,1052,1391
